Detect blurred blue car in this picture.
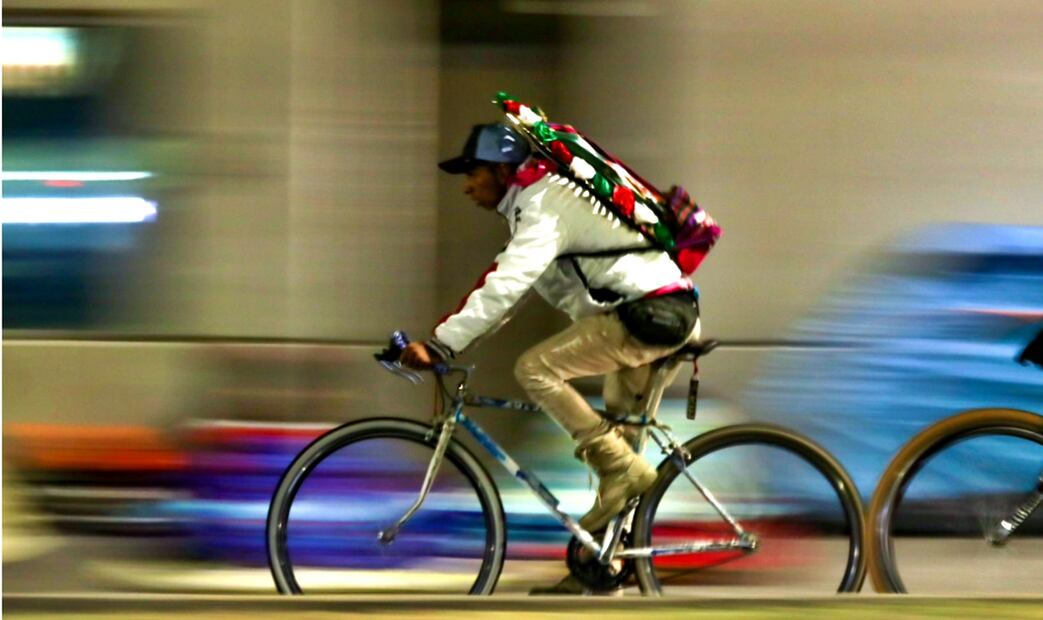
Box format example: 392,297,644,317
743,223,1043,510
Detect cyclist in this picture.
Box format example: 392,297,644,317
401,122,704,593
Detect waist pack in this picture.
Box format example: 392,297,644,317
617,291,699,347
494,92,722,276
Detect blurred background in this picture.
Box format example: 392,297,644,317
3,0,1042,596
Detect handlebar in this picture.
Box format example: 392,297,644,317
374,330,453,384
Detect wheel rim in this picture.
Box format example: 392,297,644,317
267,421,504,595
876,423,1043,594
634,426,865,595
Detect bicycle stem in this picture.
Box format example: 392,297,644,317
377,415,457,545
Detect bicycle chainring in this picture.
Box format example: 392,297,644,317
566,532,634,592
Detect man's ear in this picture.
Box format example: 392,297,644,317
493,163,515,185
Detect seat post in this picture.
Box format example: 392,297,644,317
639,354,683,422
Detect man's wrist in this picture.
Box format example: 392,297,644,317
426,337,455,361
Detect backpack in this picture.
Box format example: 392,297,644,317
494,91,722,276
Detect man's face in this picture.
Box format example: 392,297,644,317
462,164,510,211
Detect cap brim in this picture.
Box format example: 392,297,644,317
438,156,478,174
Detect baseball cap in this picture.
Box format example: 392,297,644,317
438,123,531,174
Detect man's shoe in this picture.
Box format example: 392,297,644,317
578,458,656,532
573,425,658,533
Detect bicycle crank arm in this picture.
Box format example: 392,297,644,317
987,474,1043,546
598,497,640,565
616,534,758,559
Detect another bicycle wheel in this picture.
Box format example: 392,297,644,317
632,424,865,595
267,417,506,595
868,408,1043,594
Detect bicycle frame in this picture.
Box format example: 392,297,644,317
987,469,1043,545
378,358,758,565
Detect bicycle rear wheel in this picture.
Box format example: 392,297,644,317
632,424,866,595
867,408,1043,594
267,417,506,595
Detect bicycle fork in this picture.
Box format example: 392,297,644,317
987,469,1043,546
377,416,457,546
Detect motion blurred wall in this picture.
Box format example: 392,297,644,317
4,0,1043,432
4,0,1043,590
4,0,440,428
553,0,1043,394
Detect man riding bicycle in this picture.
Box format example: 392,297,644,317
401,122,706,594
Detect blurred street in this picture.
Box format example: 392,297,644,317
5,593,1043,620
4,532,1043,597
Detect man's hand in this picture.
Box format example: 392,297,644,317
400,341,443,370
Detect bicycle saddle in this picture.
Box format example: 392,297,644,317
678,339,720,359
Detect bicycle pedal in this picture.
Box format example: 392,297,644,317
568,530,633,591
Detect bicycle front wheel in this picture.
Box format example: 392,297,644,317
267,417,506,595
868,408,1043,594
632,424,866,595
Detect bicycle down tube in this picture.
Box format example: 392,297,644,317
455,411,603,554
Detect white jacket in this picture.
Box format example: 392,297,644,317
429,172,690,358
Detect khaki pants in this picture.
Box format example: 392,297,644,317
514,311,701,440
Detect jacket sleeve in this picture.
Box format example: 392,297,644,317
431,198,565,356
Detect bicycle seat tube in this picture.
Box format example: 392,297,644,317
638,355,685,423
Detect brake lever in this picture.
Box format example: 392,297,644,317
378,360,425,385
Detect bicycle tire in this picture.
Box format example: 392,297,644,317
632,424,866,595
867,408,1043,593
267,417,506,595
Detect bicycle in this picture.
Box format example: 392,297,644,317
267,331,866,595
866,337,1043,593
